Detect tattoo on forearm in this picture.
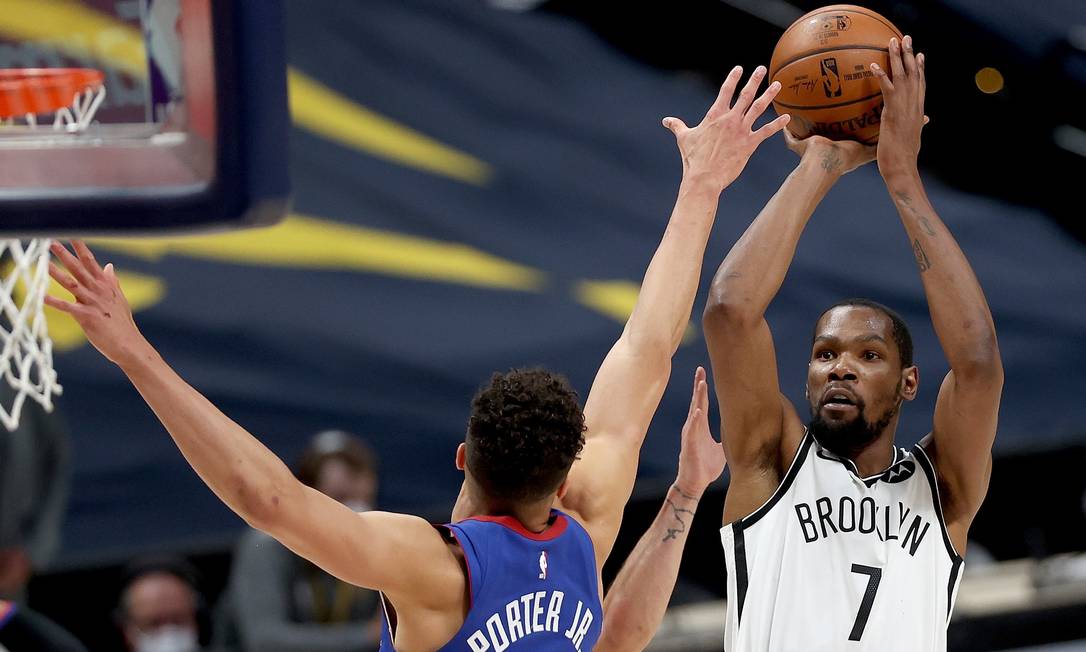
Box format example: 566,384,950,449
918,215,937,236
820,148,842,173
672,485,698,501
662,498,696,541
912,238,932,272
895,191,937,236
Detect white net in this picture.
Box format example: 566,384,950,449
0,73,104,431
0,239,61,431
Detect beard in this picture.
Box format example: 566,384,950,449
808,393,899,458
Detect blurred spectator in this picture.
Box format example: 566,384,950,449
0,385,70,601
116,557,211,652
216,430,381,652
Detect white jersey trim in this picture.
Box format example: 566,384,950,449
912,443,966,622
735,429,815,528
722,429,815,627
912,444,964,562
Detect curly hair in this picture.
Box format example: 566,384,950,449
466,368,586,502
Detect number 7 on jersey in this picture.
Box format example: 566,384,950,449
849,564,882,641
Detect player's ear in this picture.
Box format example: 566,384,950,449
900,365,919,401
556,477,569,500
455,442,467,471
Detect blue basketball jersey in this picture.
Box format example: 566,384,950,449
380,509,602,651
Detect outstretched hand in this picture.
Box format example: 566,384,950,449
45,241,145,366
664,65,791,192
675,367,727,498
871,35,926,179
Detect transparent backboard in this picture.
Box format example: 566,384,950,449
0,0,289,235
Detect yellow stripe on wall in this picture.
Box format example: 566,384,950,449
287,71,492,185
93,213,543,291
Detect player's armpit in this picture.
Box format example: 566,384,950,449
259,490,465,608
925,367,1003,545
559,433,646,569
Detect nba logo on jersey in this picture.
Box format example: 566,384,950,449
539,551,548,579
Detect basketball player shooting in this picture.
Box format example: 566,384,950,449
45,66,788,652
704,37,1003,650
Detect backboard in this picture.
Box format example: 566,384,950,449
0,0,290,235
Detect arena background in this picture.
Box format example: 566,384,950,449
3,0,1084,649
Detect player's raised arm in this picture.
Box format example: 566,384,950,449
45,243,464,610
596,367,725,652
872,36,1003,551
559,66,788,565
702,128,875,520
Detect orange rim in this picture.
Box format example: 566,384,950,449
0,68,105,119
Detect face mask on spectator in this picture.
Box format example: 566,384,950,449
135,625,198,652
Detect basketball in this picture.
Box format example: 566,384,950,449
769,5,903,144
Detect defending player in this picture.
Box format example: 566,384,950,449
704,37,1002,650
46,66,789,651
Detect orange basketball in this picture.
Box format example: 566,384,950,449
769,5,903,144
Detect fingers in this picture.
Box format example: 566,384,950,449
742,80,781,129
50,241,96,289
753,113,791,143
870,62,893,94
686,373,699,417
888,37,906,82
43,294,85,316
695,366,708,409
917,51,926,106
71,240,105,279
662,116,689,136
708,65,744,118
695,380,709,415
687,366,706,415
901,35,918,78
48,262,87,301
731,65,767,115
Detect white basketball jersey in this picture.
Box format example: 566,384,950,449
721,431,963,651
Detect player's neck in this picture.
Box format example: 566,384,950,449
455,485,556,532
490,501,556,533
848,430,898,477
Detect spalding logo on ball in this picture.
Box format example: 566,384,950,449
770,4,903,144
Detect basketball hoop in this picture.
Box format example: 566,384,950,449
0,68,106,132
0,68,105,430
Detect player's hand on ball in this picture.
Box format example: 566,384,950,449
663,65,791,191
675,367,726,498
871,35,926,179
45,241,145,366
784,130,876,175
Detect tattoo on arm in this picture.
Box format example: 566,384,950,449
912,238,932,272
820,148,842,173
662,497,696,541
895,191,937,236
918,215,937,236
672,485,698,501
